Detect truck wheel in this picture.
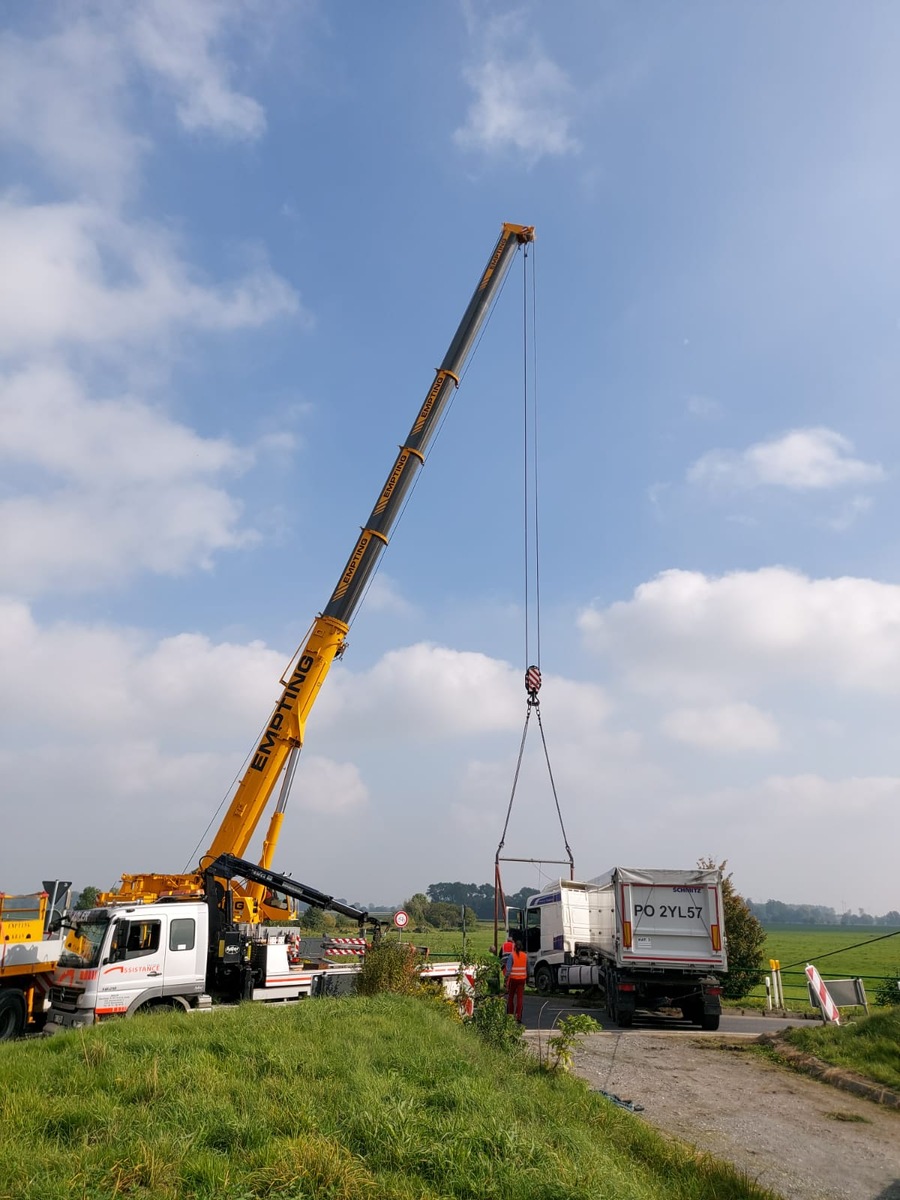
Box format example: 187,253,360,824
699,1013,720,1031
534,964,555,995
616,1006,634,1028
0,990,27,1041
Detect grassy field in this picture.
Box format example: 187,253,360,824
0,996,777,1200
390,923,496,961
742,926,900,1012
780,1007,900,1091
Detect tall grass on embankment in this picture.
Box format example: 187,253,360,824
781,1007,900,1092
0,996,777,1200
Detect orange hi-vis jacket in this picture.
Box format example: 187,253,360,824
508,949,527,981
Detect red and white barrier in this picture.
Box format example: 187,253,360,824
805,963,841,1025
325,938,367,958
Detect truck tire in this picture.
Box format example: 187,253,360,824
0,990,27,1041
699,1013,720,1031
533,964,555,995
616,1006,634,1028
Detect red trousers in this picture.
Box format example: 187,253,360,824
506,978,525,1023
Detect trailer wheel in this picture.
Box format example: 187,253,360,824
616,1006,634,1028
533,964,555,995
699,1013,720,1031
0,990,27,1041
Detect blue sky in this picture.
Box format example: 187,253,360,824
2,2,899,914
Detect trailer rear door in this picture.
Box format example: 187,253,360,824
618,879,726,970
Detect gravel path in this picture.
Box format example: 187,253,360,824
567,1030,900,1200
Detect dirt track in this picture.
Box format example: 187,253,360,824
569,1030,900,1200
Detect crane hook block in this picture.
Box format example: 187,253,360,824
525,665,542,698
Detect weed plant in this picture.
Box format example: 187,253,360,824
0,996,777,1200
781,1007,900,1092
356,940,424,996
466,995,525,1053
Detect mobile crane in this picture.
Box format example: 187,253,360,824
100,222,535,924
46,851,469,1030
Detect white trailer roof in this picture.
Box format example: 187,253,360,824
586,866,721,888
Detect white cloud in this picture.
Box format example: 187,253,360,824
662,702,781,753
667,774,900,910
0,364,240,483
455,46,579,164
579,566,900,699
0,23,143,201
0,365,257,592
0,600,277,741
824,494,873,532
0,8,303,596
289,756,368,815
315,643,616,748
0,5,266,200
319,643,525,741
686,394,721,419
3,597,897,912
0,199,303,357
129,0,266,141
689,427,885,491
362,573,418,617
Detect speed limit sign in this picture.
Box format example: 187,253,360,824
393,909,409,929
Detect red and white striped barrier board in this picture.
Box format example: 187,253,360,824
325,938,367,958
805,963,841,1024
459,970,476,1018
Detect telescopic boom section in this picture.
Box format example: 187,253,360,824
106,222,533,920
208,222,533,867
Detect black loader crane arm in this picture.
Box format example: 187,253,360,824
204,853,381,931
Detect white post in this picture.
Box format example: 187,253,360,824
765,975,772,1011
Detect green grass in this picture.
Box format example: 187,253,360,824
0,996,777,1200
736,926,900,1012
780,1007,900,1092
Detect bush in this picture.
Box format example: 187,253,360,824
699,857,765,1000
545,1013,601,1072
874,970,900,1007
467,996,525,1052
356,941,424,997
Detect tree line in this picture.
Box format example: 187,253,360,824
400,882,540,929
747,899,900,926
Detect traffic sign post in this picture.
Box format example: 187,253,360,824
393,909,409,944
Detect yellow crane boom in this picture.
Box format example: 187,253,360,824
104,222,534,922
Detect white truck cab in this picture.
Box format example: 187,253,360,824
48,902,211,1029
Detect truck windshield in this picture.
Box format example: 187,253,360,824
58,917,111,968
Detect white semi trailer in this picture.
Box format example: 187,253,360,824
509,867,728,1029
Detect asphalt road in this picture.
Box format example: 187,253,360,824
520,992,816,1036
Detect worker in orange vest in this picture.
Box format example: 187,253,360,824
504,935,528,1023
